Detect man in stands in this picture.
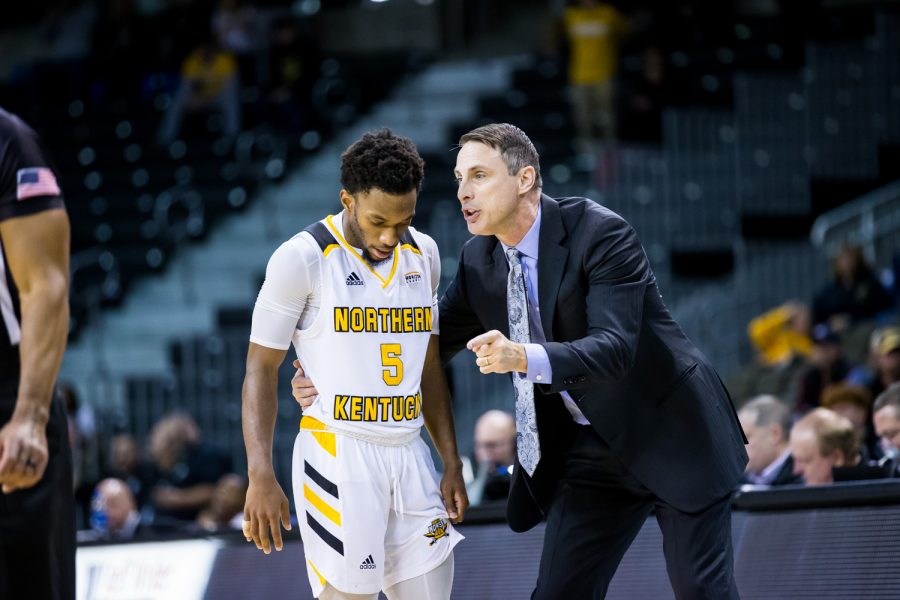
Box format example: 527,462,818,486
738,395,800,486
790,408,859,485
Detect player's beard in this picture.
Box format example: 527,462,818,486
346,209,391,266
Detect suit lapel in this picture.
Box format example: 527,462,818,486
537,195,568,342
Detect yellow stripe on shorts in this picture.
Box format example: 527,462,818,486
304,484,341,526
307,559,327,587
300,416,336,457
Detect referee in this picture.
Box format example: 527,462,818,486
0,107,74,600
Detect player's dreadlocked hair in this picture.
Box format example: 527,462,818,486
340,128,425,195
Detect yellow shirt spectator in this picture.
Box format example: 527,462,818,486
564,3,628,85
182,48,238,102
748,304,813,366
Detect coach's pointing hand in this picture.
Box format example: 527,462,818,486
244,472,292,554
467,330,527,375
292,359,319,409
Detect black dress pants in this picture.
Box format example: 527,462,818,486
0,386,75,600
532,425,738,600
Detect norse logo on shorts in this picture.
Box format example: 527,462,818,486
424,518,449,546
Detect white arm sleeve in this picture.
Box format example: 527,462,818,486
411,228,442,335
249,234,321,350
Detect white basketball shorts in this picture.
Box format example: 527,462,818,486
292,416,463,597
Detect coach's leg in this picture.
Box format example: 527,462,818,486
533,426,655,600
383,553,454,600
318,585,379,600
656,493,739,600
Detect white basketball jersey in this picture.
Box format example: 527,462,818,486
294,215,435,438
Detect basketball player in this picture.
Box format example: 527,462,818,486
242,129,466,600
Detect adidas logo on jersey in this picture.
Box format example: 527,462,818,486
359,554,376,570
345,272,364,286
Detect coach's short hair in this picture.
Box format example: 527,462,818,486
874,382,900,415
793,408,859,461
739,395,792,442
459,123,543,190
340,128,425,195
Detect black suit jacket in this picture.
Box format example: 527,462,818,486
439,195,748,531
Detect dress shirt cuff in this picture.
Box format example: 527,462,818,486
523,344,552,384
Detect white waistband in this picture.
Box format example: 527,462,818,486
310,425,421,447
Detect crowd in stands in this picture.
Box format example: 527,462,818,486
729,244,900,490
68,408,246,542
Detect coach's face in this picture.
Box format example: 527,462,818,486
455,141,536,246
341,187,416,263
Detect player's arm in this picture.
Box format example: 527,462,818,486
242,342,292,554
0,208,69,493
241,238,314,553
421,335,468,523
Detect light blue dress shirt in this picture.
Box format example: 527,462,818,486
500,205,590,425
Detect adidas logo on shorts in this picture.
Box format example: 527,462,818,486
359,554,376,570
345,272,364,286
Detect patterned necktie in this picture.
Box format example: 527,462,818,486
506,248,540,476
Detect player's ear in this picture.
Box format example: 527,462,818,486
339,189,355,212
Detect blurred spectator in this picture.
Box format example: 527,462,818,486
86,478,143,541
107,432,153,508
212,0,257,57
790,408,860,485
867,326,900,400
196,473,247,531
267,16,313,134
749,301,812,367
729,302,811,402
158,38,241,146
619,46,667,143
873,384,900,457
738,396,800,486
813,245,893,332
795,324,851,413
467,410,516,505
846,327,886,388
562,0,629,150
147,412,232,523
820,384,880,461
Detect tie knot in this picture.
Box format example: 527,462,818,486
506,247,521,265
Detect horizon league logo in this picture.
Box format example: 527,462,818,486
404,271,422,285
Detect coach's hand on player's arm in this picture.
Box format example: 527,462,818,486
243,473,292,555
291,359,319,409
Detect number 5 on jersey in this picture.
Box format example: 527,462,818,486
381,343,403,385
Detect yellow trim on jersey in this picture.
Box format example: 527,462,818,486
325,215,398,289
307,559,327,587
304,484,342,526
300,416,337,457
400,243,421,255
323,243,340,257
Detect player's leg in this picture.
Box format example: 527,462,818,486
382,438,463,595
292,424,391,598
383,553,454,600
318,584,379,600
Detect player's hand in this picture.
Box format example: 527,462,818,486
467,330,527,375
440,461,468,524
243,472,292,554
0,416,49,494
291,359,319,409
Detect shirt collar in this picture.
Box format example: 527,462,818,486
757,447,792,484
500,203,541,261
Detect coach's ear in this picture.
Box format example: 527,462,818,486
517,166,537,196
